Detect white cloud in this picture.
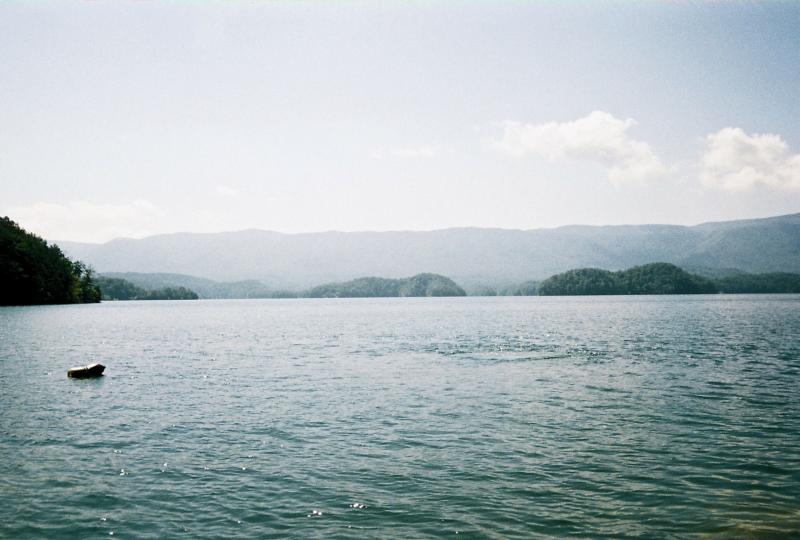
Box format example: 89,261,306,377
3,200,166,243
700,127,800,191
493,110,667,186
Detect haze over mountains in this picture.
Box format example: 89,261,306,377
57,213,800,291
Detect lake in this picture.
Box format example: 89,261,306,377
1,296,799,538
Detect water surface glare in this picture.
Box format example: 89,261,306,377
1,296,799,538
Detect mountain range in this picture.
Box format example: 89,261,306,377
56,212,800,291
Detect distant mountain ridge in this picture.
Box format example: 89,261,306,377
57,213,800,290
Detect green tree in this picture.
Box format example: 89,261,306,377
538,263,718,296
0,217,101,305
304,273,466,298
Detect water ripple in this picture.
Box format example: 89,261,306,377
1,295,799,538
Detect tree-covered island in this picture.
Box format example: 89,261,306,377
304,273,466,298
1,217,100,305
539,263,716,295
537,262,800,296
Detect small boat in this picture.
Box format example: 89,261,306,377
67,363,106,378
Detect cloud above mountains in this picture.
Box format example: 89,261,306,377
493,111,667,186
6,114,798,243
700,127,800,191
494,111,800,192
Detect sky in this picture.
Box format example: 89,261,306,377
1,1,799,243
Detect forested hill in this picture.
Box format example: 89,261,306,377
537,263,800,295
0,217,100,305
539,263,716,295
57,212,800,289
304,273,466,298
101,272,276,299
95,276,198,301
96,266,800,298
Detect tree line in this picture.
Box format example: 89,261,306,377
535,263,800,296
94,277,199,300
303,273,466,298
1,217,100,305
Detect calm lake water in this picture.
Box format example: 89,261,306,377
1,296,799,539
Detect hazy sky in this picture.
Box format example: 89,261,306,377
2,1,799,242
